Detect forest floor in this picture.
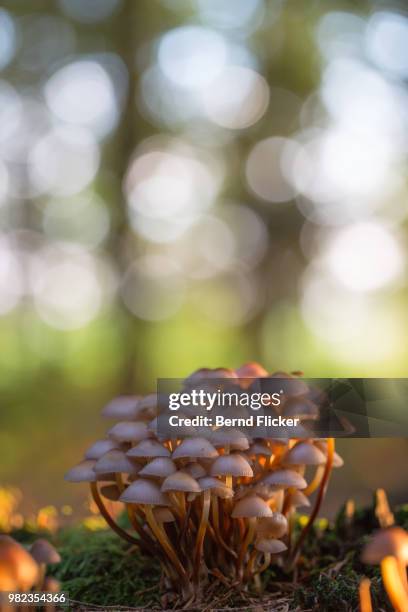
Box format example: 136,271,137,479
11,498,408,611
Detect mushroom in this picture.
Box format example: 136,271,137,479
107,421,150,444
232,495,272,576
172,438,218,460
139,457,177,478
261,469,307,490
362,527,408,611
127,439,171,459
84,439,120,460
0,536,39,592
29,539,61,588
101,396,141,420
210,453,253,490
119,479,187,584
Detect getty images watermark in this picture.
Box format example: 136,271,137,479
166,388,301,428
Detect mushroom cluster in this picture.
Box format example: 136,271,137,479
0,535,60,609
65,363,342,601
361,526,408,612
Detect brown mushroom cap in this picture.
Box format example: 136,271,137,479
262,469,307,490
29,539,61,565
161,471,201,493
0,536,39,591
231,495,273,518
101,396,141,420
210,453,253,478
84,439,119,460
127,439,171,459
284,442,326,466
139,457,177,478
108,421,150,443
64,460,97,482
255,538,287,554
172,437,218,460
94,450,141,475
362,527,408,564
119,478,169,506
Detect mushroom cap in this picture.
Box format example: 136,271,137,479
100,484,121,501
153,507,176,523
94,450,141,475
0,536,39,591
284,442,326,466
84,439,119,460
262,469,307,490
210,453,253,478
291,490,311,508
172,437,218,460
182,462,207,479
235,362,268,378
119,478,169,506
127,439,170,459
108,421,150,443
29,539,61,565
315,441,344,468
257,513,288,538
210,428,249,451
231,495,272,518
161,471,201,493
102,396,141,420
249,442,273,457
139,457,177,478
362,527,408,564
198,477,234,499
64,460,97,482
255,538,287,554
282,398,319,420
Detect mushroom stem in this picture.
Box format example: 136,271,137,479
193,490,211,582
89,482,139,546
290,438,334,568
237,517,256,577
359,578,373,612
211,496,237,559
302,465,325,496
144,505,188,582
257,552,271,576
381,555,408,612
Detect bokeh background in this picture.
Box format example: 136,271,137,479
0,0,407,525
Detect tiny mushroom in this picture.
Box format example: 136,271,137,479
0,535,39,592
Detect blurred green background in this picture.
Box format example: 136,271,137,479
0,0,407,521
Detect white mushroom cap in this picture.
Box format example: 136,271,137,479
210,453,253,478
315,441,344,468
262,469,307,490
64,460,97,482
210,428,249,451
198,477,234,499
255,538,287,554
291,490,311,508
161,471,201,493
284,442,326,466
119,478,169,506
249,442,273,456
94,451,141,476
282,398,319,420
102,396,141,420
108,421,150,443
127,439,170,458
362,527,408,564
232,495,273,518
139,457,177,478
29,539,61,565
172,437,218,460
182,463,207,479
84,439,120,460
257,513,288,538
